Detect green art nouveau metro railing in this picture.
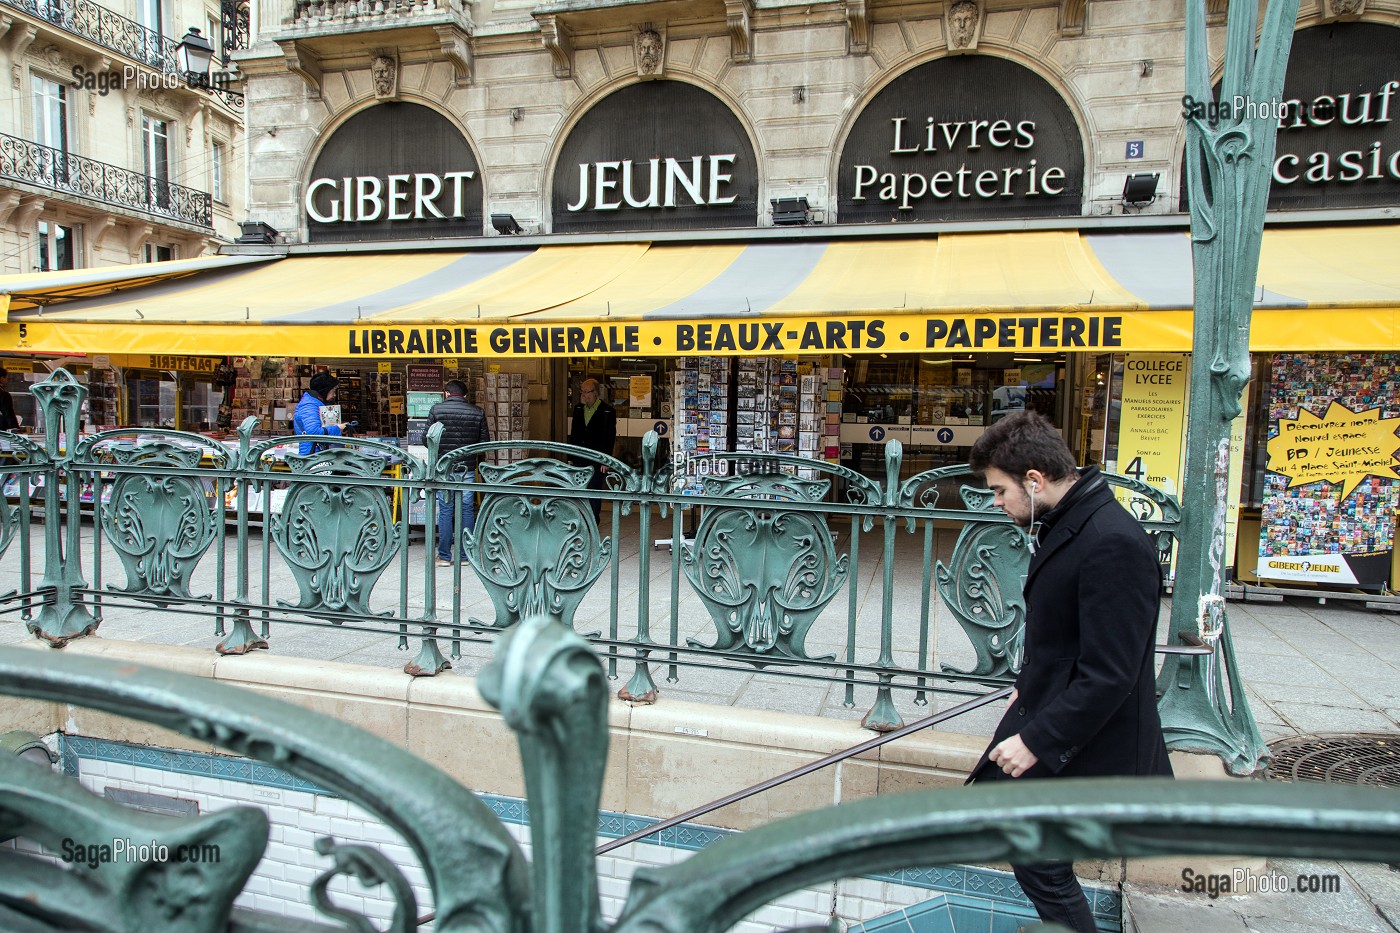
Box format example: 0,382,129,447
0,369,1261,745
3,624,1400,933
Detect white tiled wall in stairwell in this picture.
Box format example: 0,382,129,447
13,739,1105,931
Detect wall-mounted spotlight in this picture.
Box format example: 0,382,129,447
491,213,524,235
1121,173,1160,208
236,221,278,244
770,197,811,226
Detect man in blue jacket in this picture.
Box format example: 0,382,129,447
293,372,348,455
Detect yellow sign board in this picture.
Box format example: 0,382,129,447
1115,353,1191,501
377,361,393,372
1266,400,1400,498
4,308,1395,359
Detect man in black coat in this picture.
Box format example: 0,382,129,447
966,411,1170,932
0,365,17,433
426,380,490,566
566,378,616,521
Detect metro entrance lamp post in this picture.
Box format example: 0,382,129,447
1157,0,1301,775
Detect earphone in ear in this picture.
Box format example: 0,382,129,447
1031,481,1039,490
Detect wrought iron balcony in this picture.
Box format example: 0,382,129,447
0,132,212,228
0,0,178,74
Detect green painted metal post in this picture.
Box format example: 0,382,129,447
27,369,96,647
1159,0,1300,774
217,417,267,654
863,439,904,731
408,423,450,676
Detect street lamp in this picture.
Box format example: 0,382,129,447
175,26,243,108
176,27,216,85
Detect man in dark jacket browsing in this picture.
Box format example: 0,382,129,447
426,380,490,566
965,411,1170,932
566,378,616,521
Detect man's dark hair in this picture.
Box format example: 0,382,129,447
444,380,468,397
968,411,1078,481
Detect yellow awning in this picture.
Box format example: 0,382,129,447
0,254,274,318
0,226,1395,357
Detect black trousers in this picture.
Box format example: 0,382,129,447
1012,860,1097,932
969,765,1097,932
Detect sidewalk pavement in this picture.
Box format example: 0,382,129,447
2,514,1398,930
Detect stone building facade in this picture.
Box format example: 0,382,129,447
0,0,247,274
236,0,1400,242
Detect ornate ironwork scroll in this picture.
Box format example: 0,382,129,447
0,749,266,931
0,0,179,72
84,434,229,603
934,486,1029,678
6,638,1400,933
682,467,847,662
479,613,610,933
0,133,213,228
0,645,530,933
464,456,612,628
266,444,402,619
26,370,96,647
0,432,44,571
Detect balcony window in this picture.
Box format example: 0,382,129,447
142,114,171,212
36,221,78,271
144,243,175,262
212,141,225,202
139,0,167,61
31,75,69,185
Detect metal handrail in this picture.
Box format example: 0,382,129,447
595,686,1014,856
411,690,1015,928
597,641,1214,856
0,132,213,228
413,641,1211,927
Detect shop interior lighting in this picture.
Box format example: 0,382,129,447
1121,172,1159,207
1013,357,1043,363
770,197,811,225
491,213,524,235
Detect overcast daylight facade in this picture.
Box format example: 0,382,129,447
1,0,1399,929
